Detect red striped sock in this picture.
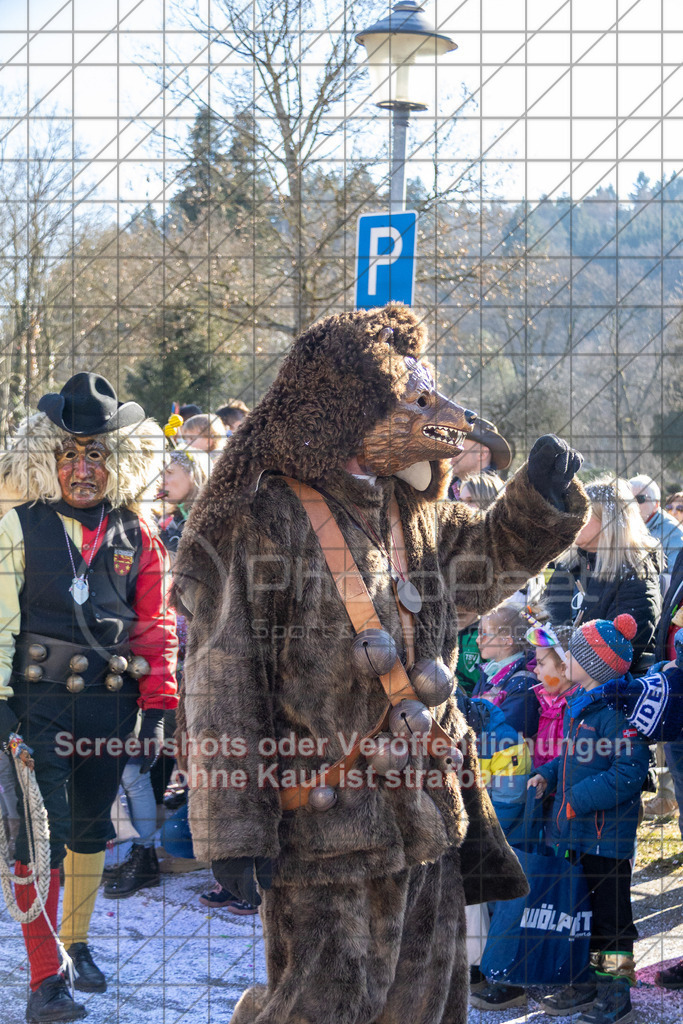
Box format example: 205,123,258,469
15,862,61,991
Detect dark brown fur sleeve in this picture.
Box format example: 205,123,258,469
438,465,590,613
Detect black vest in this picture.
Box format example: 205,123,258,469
15,502,142,647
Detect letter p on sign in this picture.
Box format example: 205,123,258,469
368,226,402,295
355,211,417,309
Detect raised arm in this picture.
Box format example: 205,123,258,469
438,437,589,613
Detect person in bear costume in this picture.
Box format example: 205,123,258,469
172,304,590,1024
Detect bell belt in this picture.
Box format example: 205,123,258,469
13,631,131,689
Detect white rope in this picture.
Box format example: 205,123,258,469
0,739,75,990
0,746,51,922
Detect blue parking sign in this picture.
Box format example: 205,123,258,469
355,211,417,309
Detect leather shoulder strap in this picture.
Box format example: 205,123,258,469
282,478,413,705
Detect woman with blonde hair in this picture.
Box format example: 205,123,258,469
544,475,662,669
459,472,504,510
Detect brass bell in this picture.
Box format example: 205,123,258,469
389,699,432,738
105,673,124,692
127,656,150,679
69,654,89,674
25,663,44,683
66,674,85,694
109,655,128,674
350,629,398,677
438,746,464,772
367,733,409,776
308,785,337,812
27,643,48,662
409,658,455,708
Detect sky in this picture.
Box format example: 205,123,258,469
0,0,681,219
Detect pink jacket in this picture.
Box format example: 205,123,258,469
532,683,580,768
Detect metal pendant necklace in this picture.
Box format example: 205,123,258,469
349,501,423,614
61,506,106,606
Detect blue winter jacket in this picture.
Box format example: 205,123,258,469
537,684,649,859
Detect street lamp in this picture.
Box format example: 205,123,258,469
356,1,457,214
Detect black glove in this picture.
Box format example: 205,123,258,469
0,700,19,750
211,856,274,907
527,434,583,511
138,709,164,774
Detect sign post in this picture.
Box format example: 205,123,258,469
355,211,417,309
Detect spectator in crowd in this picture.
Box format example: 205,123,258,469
526,622,579,769
664,490,683,527
155,450,207,557
459,472,505,510
544,476,662,671
0,374,178,1019
529,615,649,1024
215,399,249,433
629,474,683,570
103,448,208,901
178,403,201,420
648,546,683,833
180,414,227,454
455,608,481,696
448,416,511,499
472,599,540,740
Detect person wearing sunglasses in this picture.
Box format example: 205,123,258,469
628,474,683,572
665,490,683,527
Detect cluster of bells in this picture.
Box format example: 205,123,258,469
308,628,462,813
25,643,151,693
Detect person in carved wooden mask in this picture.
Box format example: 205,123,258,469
0,374,178,1020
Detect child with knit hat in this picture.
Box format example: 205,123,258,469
528,614,649,1024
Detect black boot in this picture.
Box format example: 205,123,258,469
26,975,86,1023
67,944,106,993
540,981,599,1016
541,951,602,1016
102,844,160,899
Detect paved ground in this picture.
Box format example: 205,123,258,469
1,818,682,1024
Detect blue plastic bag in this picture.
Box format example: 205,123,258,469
480,791,592,986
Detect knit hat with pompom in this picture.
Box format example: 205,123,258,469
568,614,637,684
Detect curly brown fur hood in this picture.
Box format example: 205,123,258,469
188,304,447,536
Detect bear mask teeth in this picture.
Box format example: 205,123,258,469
422,425,466,449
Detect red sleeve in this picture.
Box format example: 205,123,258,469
129,517,179,710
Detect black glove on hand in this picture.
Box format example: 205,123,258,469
138,709,165,774
0,700,19,750
527,434,583,511
211,856,274,907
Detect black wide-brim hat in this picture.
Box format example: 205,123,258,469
468,416,512,471
38,372,145,436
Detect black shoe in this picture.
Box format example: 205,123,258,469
469,965,487,993
67,943,106,993
102,844,160,899
655,960,683,990
469,982,527,1010
541,982,598,1016
163,788,187,811
26,975,86,1022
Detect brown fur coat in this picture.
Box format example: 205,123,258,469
175,462,587,896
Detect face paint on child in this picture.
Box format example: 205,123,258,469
533,647,572,695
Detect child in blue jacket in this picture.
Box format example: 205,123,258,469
528,614,649,1024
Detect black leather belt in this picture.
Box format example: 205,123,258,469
14,632,139,693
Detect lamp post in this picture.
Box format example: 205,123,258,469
356,1,457,215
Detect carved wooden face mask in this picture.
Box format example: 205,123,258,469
360,354,476,476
